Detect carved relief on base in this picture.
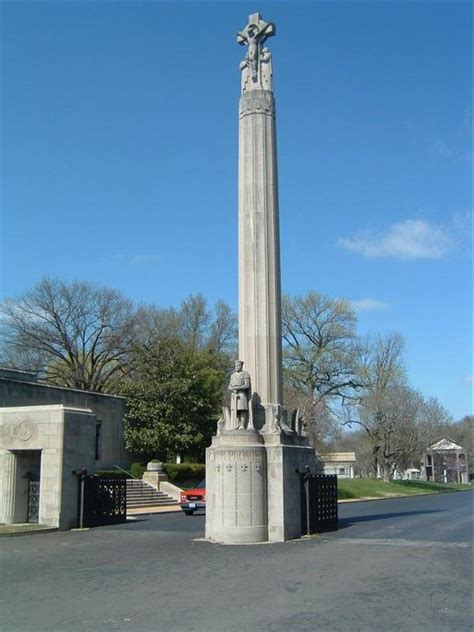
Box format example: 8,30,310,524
260,404,294,435
239,90,275,119
206,442,267,536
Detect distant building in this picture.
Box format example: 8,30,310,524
0,368,128,529
422,439,468,484
393,467,421,481
319,452,356,479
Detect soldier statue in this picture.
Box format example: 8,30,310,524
228,360,252,430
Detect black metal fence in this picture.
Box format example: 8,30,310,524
300,472,338,535
79,474,127,528
28,481,40,523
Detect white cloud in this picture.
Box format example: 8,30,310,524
339,219,454,260
463,374,474,386
351,298,390,311
129,254,160,266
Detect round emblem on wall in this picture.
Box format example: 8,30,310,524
13,419,33,442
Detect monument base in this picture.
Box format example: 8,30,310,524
205,429,268,544
205,423,317,544
263,432,317,542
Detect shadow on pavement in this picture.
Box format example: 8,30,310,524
338,509,445,530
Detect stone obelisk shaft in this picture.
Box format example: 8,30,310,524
238,89,283,417
206,13,317,545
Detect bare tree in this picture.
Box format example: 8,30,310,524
281,291,361,443
344,332,409,479
132,305,181,346
284,381,341,451
346,334,454,481
0,278,136,392
177,293,237,355
179,293,211,350
208,300,237,355
340,388,454,480
356,385,423,481
415,397,453,456
448,415,473,473
131,295,236,356
355,332,406,392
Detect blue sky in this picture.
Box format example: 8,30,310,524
1,1,472,419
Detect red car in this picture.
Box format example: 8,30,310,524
180,480,206,515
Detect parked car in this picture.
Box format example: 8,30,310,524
180,480,206,515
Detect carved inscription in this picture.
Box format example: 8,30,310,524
266,448,283,463
215,449,263,462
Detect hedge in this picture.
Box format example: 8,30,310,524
163,463,205,483
130,462,206,482
130,463,147,479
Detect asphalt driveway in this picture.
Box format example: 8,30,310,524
0,491,472,632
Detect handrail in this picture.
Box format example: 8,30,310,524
113,464,140,480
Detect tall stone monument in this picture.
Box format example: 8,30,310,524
206,13,316,544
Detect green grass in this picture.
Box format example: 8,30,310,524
338,478,472,500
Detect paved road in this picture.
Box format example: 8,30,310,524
1,492,472,632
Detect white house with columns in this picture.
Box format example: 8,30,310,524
319,453,356,479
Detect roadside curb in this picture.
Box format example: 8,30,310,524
338,489,472,503
127,507,183,516
0,527,58,539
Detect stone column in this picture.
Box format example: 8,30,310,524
206,12,317,545
238,88,283,428
1,451,19,524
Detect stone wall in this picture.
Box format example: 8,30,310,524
0,376,128,469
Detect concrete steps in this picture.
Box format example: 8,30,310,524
126,479,179,508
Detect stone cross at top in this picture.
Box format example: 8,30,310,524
237,13,276,93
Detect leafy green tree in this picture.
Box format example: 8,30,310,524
119,339,226,461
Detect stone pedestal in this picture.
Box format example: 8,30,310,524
206,430,268,544
263,433,317,542
206,429,317,543
142,461,168,490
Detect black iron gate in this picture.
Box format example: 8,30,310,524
27,481,40,523
300,471,338,535
78,474,127,528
